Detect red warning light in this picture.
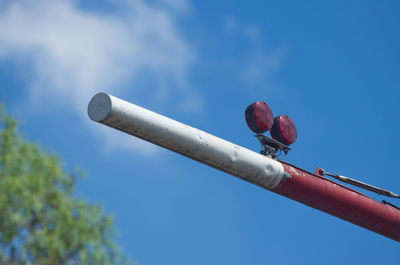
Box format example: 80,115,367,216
245,101,274,133
270,115,297,145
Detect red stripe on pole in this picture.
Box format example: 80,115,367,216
273,162,400,242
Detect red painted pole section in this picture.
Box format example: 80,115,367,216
273,161,400,242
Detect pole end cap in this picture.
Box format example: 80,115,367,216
88,92,112,122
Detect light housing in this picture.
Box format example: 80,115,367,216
245,101,274,133
270,115,297,145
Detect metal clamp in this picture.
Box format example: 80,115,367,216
255,134,291,158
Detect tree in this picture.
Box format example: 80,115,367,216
0,106,133,265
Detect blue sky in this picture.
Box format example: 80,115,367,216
0,0,399,264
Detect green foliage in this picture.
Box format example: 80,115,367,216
0,107,133,265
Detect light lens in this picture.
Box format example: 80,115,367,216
270,115,297,145
245,101,274,133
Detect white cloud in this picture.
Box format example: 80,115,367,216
158,0,190,13
0,0,198,154
223,16,284,87
241,49,284,85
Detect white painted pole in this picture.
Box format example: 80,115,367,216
87,93,286,189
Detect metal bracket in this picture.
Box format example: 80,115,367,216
255,134,291,158
319,168,400,199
